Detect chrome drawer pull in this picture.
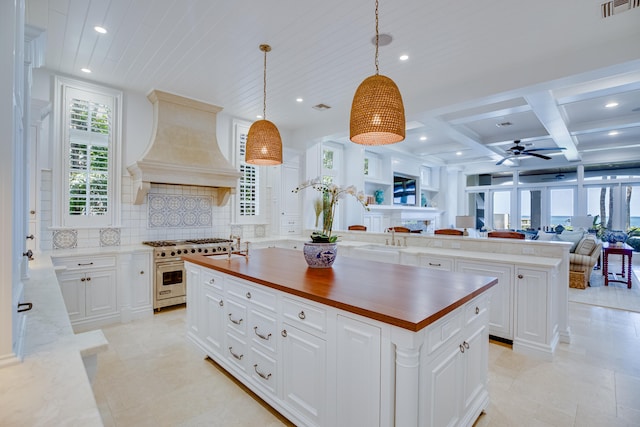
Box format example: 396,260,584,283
459,344,465,353
218,300,224,307
475,306,480,315
228,313,243,325
254,326,272,341
298,310,306,320
281,329,287,337
253,364,272,380
246,292,252,299
518,274,524,279
77,262,94,266
209,278,215,284
463,341,470,349
429,262,441,267
228,347,243,360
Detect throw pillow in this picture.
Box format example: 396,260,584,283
575,236,597,256
557,230,586,252
536,232,558,241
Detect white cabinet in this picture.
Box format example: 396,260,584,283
513,266,556,358
129,251,152,314
54,255,118,330
422,294,489,427
456,260,513,340
421,254,455,271
336,315,381,427
280,163,301,235
281,323,327,426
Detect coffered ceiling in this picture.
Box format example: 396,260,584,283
25,0,640,174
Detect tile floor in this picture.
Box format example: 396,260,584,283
93,302,640,426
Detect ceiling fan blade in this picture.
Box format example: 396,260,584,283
496,156,513,165
527,152,552,160
523,147,567,152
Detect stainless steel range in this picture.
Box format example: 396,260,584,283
143,238,234,310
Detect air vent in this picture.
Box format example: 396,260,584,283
601,0,638,18
312,103,331,111
495,121,513,128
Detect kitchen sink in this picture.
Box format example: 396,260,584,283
355,244,401,252
205,253,248,260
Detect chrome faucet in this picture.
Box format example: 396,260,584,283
385,228,395,246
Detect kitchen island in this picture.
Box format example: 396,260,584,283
184,247,497,427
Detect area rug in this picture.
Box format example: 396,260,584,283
568,256,640,313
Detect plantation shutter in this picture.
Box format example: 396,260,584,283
238,130,259,216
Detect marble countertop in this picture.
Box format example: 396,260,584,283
0,246,147,426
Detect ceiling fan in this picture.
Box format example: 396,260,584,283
496,140,566,165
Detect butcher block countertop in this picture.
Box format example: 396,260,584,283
183,247,497,332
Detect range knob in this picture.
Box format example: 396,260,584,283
171,251,176,256
204,249,209,253
176,249,182,255
160,252,166,257
191,248,196,253
198,248,202,253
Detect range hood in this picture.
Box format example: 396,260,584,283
127,90,241,205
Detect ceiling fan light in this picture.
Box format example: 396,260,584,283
350,74,405,145
245,119,282,165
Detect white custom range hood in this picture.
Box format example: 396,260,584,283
127,90,241,205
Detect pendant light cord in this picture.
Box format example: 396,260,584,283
263,48,268,119
375,0,379,75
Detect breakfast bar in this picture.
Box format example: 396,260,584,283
184,247,497,427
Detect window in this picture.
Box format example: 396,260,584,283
234,121,266,224
492,191,511,229
54,77,121,227
550,188,574,228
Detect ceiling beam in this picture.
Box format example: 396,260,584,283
524,91,581,162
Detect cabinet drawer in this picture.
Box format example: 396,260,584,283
282,297,326,334
201,268,224,292
425,309,463,355
225,298,247,336
419,256,454,271
227,278,277,312
250,347,277,395
226,332,248,372
249,309,277,353
53,255,117,270
465,293,489,327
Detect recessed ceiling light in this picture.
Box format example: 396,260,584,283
399,54,409,61
256,115,263,119
456,151,462,156
94,26,107,34
605,102,619,108
419,136,427,141
296,98,303,103
81,68,92,73
608,130,619,136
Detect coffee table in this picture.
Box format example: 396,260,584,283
602,242,633,288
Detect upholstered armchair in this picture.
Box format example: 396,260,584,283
569,235,603,289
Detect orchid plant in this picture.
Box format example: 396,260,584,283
293,177,369,243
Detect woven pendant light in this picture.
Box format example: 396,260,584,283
350,0,405,145
246,44,283,165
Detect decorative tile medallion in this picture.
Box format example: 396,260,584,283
52,229,78,249
254,224,266,238
148,194,213,228
100,228,121,246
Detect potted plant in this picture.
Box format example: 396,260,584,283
293,178,369,267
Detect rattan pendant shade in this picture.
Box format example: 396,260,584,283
350,0,405,146
350,74,405,145
246,119,282,165
245,44,283,165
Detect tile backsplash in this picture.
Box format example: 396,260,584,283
39,172,245,250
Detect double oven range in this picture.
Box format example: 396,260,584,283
143,238,234,310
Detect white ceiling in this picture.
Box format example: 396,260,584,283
25,0,640,174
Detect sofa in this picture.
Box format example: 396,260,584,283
569,235,602,289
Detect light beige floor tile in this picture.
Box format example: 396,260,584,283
94,301,640,426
